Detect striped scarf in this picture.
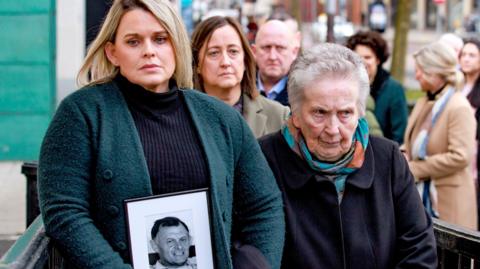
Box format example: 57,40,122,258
282,117,369,200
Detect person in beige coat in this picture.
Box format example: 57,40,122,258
242,93,290,138
191,16,289,138
403,41,478,230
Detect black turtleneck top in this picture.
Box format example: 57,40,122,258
115,75,208,195
427,83,448,101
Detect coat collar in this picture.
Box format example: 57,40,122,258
404,85,451,148
275,132,375,190
370,67,390,99
104,81,154,194
242,94,267,137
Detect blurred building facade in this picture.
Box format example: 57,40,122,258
1,0,479,161
247,0,478,32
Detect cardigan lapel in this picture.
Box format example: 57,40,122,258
181,91,228,202
181,90,232,269
243,94,267,138
404,97,427,149
107,82,153,195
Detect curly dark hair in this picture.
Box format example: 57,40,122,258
345,30,390,66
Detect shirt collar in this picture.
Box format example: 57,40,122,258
257,74,288,99
152,259,195,269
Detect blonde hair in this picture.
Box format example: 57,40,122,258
414,41,463,90
76,0,193,89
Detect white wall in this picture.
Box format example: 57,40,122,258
56,0,85,104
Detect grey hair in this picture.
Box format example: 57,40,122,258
288,43,370,117
414,41,463,90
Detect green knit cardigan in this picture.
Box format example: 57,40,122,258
38,82,285,269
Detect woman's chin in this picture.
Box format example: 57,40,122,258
313,151,342,162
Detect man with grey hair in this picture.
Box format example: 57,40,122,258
252,19,300,106
259,43,437,268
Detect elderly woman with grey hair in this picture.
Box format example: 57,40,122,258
259,43,437,268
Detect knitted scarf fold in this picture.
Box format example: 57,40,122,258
282,117,369,199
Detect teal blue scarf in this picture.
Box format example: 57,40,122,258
282,117,369,198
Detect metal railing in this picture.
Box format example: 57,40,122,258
21,162,40,227
434,218,480,269
2,163,480,268
0,217,49,269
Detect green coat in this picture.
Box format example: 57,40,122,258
373,77,408,144
366,95,383,137
38,82,285,269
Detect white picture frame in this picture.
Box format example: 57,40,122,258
124,188,215,269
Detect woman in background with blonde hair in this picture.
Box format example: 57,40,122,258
403,41,477,229
37,0,284,268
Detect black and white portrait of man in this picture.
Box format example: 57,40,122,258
149,216,197,269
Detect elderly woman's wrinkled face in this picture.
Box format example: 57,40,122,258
293,78,359,161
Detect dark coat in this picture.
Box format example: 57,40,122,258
371,69,408,144
257,75,290,107
38,82,285,269
274,85,289,107
259,132,437,269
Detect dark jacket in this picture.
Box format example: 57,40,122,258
259,132,437,269
257,75,290,107
371,68,408,144
38,82,285,269
274,85,289,107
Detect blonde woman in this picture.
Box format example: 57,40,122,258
403,41,477,230
38,0,284,268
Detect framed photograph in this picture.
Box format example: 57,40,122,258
124,188,215,269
